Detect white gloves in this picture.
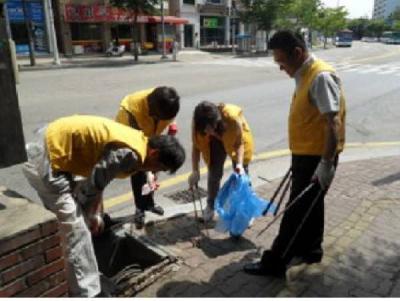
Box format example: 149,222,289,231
188,170,200,188
235,163,245,175
313,158,335,190
142,172,159,195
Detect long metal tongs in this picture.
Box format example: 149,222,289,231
190,185,210,239
262,167,292,216
256,182,316,238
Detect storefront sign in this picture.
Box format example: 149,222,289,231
203,17,218,28
65,4,145,23
7,0,43,22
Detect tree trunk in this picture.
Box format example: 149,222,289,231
132,13,139,61
324,36,327,49
0,16,27,167
22,0,36,66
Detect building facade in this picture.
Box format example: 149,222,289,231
4,0,55,54
4,0,188,56
172,0,244,49
373,0,400,19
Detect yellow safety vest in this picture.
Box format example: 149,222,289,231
117,88,173,137
194,104,254,166
289,59,346,155
46,115,148,178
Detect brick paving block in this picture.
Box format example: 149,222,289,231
349,287,381,297
40,220,59,237
1,255,44,284
15,280,49,297
373,279,394,296
0,228,41,256
0,252,20,272
0,278,27,297
41,281,68,297
26,258,64,286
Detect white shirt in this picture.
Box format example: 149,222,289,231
294,54,341,114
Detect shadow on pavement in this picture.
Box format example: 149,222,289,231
372,172,400,186
156,252,286,297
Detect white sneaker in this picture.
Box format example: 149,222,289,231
200,206,214,223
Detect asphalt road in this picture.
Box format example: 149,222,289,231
2,41,400,206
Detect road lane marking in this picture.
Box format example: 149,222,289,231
104,141,400,209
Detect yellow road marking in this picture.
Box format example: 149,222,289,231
104,141,400,209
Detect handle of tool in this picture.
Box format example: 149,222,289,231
273,175,291,216
257,182,315,238
262,168,291,216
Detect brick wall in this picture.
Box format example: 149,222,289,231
0,187,68,297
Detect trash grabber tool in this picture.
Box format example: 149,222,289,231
281,188,323,259
190,187,199,221
273,175,291,216
256,182,315,238
195,185,210,238
262,167,292,216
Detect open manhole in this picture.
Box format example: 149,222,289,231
164,186,208,204
93,224,178,297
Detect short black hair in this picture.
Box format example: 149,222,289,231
148,86,180,120
269,30,307,56
193,101,224,136
148,135,185,174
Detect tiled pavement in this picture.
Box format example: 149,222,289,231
132,156,400,297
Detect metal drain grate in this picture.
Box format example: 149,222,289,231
164,187,208,204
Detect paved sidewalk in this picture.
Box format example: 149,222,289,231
16,49,231,71
130,155,400,297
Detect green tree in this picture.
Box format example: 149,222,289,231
239,0,293,52
393,20,400,31
274,0,322,46
347,18,369,39
316,6,348,48
366,19,389,38
111,0,157,61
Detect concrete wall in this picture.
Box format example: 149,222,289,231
0,187,67,297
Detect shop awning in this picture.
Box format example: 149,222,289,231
146,16,189,25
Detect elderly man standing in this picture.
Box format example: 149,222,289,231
244,30,346,277
23,115,185,297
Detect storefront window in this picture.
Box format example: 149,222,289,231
6,0,48,54
70,23,102,53
200,16,225,46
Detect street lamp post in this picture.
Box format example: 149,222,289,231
160,0,167,59
45,0,60,65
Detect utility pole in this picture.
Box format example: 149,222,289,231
0,3,27,167
160,0,167,59
22,0,36,66
45,0,60,65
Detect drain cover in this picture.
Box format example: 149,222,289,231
164,187,208,204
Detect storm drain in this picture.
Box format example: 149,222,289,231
93,225,178,297
164,186,208,204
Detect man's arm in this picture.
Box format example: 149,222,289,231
322,112,340,161
78,146,140,208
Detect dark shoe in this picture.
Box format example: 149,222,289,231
301,251,323,264
243,261,286,278
134,210,145,229
102,213,119,230
149,205,164,216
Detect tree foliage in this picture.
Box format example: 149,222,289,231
111,0,157,61
315,6,347,48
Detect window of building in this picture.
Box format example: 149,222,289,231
183,0,195,5
200,16,225,46
70,23,102,41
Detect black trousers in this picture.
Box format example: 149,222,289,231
130,171,155,212
262,154,338,267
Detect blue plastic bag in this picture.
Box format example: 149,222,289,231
215,173,276,237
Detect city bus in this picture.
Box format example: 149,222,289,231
335,29,353,47
381,31,400,44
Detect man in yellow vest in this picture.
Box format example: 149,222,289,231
23,115,185,297
244,30,346,277
115,87,179,229
188,101,254,222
